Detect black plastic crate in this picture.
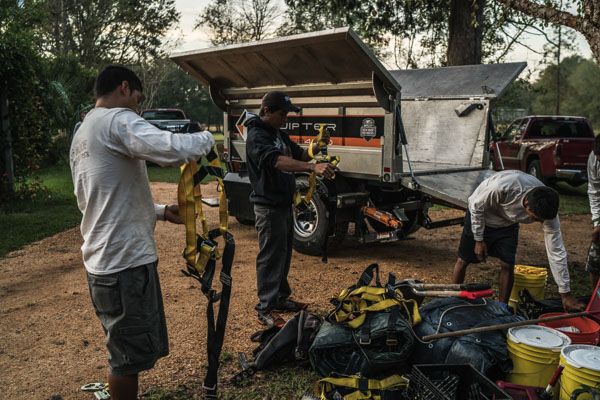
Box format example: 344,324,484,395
407,364,511,400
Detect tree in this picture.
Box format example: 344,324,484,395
447,0,484,65
148,62,223,130
530,55,600,128
495,0,600,64
1,3,54,200
281,0,536,68
281,0,451,66
40,0,181,67
540,22,579,114
195,0,280,46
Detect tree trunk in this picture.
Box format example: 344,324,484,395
447,0,485,66
1,88,15,196
495,0,600,64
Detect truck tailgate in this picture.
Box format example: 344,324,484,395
402,169,496,209
558,138,593,167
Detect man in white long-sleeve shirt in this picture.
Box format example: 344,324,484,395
451,170,584,313
70,65,215,400
586,136,600,289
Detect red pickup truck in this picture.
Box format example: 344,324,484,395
490,116,595,185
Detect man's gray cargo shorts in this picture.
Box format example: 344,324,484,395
86,261,169,376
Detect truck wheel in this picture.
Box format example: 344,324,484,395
401,210,421,236
527,160,548,185
292,177,348,255
235,216,255,226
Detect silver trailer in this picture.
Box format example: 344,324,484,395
170,27,525,255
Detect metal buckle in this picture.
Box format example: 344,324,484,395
359,338,371,345
386,338,398,346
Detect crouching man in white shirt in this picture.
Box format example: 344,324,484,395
70,65,215,400
451,170,585,313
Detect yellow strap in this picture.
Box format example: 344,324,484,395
331,285,422,327
296,124,330,209
317,374,408,399
177,154,228,275
307,124,326,160
207,155,229,238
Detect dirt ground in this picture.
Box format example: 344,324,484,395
0,181,593,399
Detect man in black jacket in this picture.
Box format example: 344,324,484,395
245,91,336,328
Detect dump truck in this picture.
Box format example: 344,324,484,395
170,27,526,255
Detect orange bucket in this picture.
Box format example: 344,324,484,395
539,313,600,346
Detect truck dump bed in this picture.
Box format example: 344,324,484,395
170,28,525,209
390,63,525,207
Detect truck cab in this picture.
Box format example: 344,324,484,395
491,116,594,185
141,108,191,133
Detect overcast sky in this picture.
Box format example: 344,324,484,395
171,0,592,75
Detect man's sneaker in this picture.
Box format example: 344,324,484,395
257,311,286,328
273,299,308,313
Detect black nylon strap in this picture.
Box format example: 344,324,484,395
202,229,235,397
386,306,400,347
193,166,224,186
206,149,219,163
358,378,369,392
357,263,381,288
360,313,372,344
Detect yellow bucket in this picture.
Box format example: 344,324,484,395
559,345,600,400
509,265,547,311
506,325,571,388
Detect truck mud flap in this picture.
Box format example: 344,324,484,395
406,169,496,209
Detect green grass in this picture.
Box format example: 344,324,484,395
147,165,181,183
554,181,590,215
0,165,81,258
140,365,319,400
0,158,223,258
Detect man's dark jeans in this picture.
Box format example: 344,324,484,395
254,203,293,314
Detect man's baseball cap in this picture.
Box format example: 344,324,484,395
261,91,300,113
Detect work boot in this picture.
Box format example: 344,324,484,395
257,311,286,328
273,298,308,312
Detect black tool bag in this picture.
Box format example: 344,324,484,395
231,310,322,385
309,264,416,379
309,312,415,378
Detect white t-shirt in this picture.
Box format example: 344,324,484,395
70,107,215,275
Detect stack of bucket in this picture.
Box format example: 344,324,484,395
506,325,571,388
559,345,600,400
508,265,548,311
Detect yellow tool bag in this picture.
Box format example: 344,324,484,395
177,148,233,398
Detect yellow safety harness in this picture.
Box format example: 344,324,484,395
328,264,422,329
293,124,340,211
316,374,409,400
178,150,228,272
177,148,233,398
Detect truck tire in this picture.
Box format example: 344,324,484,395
527,160,548,185
292,177,348,256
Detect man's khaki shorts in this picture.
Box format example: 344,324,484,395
86,261,169,376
